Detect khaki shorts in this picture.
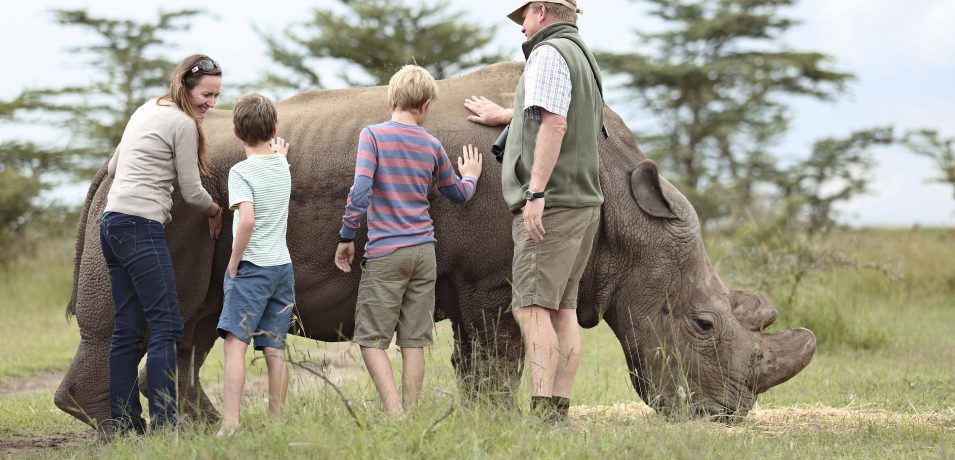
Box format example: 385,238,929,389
511,206,600,310
353,243,437,349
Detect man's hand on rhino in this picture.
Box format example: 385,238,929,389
464,96,512,126
270,137,289,156
458,144,484,180
335,242,355,273
523,198,546,243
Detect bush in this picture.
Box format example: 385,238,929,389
712,220,895,352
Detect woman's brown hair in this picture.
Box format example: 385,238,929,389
159,54,222,175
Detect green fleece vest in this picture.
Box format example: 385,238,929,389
502,22,605,212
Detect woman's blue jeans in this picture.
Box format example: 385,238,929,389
100,212,184,433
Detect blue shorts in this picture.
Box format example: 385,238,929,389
217,261,295,350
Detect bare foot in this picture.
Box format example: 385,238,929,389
216,425,238,438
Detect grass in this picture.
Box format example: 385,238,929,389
710,227,955,352
0,393,87,440
3,393,952,459
0,236,79,387
1,228,954,458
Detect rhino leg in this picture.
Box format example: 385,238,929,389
54,338,111,429
176,311,221,424
57,230,117,430
449,285,523,404
135,311,222,424
57,172,114,429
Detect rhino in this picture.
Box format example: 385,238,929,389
55,62,815,427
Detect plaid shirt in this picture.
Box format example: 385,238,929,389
523,45,572,120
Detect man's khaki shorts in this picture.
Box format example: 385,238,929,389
353,243,437,349
511,206,600,310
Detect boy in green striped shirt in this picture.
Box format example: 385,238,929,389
216,93,294,437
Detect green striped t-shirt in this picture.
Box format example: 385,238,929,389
228,154,292,267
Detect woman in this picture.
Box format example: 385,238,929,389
99,54,223,435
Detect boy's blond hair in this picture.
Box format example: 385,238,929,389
387,65,438,113
233,93,278,145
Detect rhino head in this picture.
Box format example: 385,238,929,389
578,117,816,418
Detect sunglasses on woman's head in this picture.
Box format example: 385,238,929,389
189,59,220,75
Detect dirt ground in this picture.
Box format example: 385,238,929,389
202,340,368,400
0,372,65,398
1,432,90,456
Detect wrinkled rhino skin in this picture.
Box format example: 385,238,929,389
56,62,815,427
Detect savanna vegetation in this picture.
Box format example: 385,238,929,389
1,228,953,458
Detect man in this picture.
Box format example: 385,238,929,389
464,0,604,422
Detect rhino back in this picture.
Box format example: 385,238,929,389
200,61,654,340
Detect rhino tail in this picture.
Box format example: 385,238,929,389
67,162,110,319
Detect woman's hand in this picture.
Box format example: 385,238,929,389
207,205,222,240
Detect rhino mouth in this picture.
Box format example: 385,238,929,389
694,399,751,423
656,397,751,423
654,396,751,422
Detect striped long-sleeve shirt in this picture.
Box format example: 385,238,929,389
340,121,477,258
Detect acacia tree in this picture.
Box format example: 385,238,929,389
0,9,200,264
260,0,507,90
17,9,202,164
904,129,955,203
0,136,72,263
596,0,854,224
775,127,895,234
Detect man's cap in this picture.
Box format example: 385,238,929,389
507,0,582,25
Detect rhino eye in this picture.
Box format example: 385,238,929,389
695,318,714,331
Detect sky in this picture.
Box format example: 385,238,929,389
3,0,954,227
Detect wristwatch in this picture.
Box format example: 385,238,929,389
523,190,545,201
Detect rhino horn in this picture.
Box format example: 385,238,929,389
754,328,816,394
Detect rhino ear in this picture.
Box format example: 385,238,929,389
630,160,676,219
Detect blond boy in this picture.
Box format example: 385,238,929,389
334,65,483,416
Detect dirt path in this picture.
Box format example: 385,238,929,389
0,372,64,398
202,340,367,403
0,341,366,399
1,432,89,457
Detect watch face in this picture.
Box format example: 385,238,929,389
524,190,533,200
